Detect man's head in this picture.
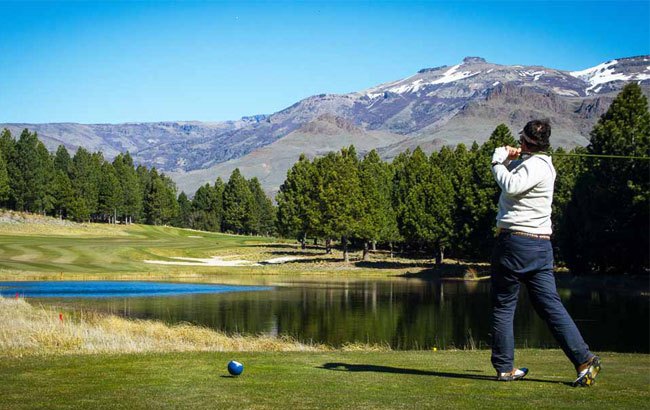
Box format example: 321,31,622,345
519,119,551,151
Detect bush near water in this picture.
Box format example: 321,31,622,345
0,84,647,274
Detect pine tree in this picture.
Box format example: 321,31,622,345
36,141,56,215
52,146,73,218
276,154,317,248
97,162,123,223
212,177,225,229
191,183,221,231
52,170,74,219
394,147,430,249
0,129,16,209
222,169,255,234
175,191,192,228
357,150,398,260
0,129,14,164
440,144,473,258
314,146,363,262
136,165,153,222
112,152,142,223
563,83,650,274
427,153,455,263
145,169,179,225
390,149,411,253
11,130,47,212
69,147,101,221
246,180,262,235
54,145,72,175
249,177,276,236
0,148,8,203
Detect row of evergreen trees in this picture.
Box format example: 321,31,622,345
275,127,515,263
0,128,179,225
0,130,274,234
175,170,276,236
276,84,649,274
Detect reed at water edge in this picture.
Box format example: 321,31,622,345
0,297,353,356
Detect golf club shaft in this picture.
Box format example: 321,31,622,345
548,152,650,160
518,150,650,160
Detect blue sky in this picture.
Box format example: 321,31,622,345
1,1,648,124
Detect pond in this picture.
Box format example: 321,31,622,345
0,281,270,298
2,277,647,352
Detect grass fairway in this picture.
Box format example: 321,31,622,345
0,219,436,280
0,222,283,278
1,350,648,409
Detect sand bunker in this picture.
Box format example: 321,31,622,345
261,256,304,264
143,255,303,267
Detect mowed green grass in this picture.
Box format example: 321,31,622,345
0,222,424,280
0,224,274,276
1,350,647,409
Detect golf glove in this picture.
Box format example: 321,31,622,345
492,147,509,164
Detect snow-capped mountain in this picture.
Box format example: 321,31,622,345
2,55,649,195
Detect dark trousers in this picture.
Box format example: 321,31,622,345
490,232,592,373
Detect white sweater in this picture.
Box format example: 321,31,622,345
491,154,556,235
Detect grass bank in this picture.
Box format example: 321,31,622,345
1,350,648,409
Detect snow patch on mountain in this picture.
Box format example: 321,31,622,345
570,60,619,80
570,59,650,94
364,64,482,98
430,64,481,85
519,70,546,81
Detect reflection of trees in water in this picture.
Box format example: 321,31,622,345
73,279,648,352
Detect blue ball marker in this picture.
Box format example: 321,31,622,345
228,360,244,376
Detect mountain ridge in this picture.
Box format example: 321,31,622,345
2,55,649,195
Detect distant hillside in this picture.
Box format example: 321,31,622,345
171,114,405,198
3,55,649,196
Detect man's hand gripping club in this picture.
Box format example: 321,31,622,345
492,146,521,165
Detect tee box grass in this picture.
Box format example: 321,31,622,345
1,350,648,409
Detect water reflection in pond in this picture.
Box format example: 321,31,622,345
18,276,648,353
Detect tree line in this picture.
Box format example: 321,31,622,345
0,83,646,274
276,84,649,275
174,169,276,236
0,129,275,235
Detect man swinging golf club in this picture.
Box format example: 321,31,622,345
490,119,601,386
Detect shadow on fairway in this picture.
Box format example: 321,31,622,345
319,363,570,385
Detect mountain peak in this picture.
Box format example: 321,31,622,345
462,56,487,64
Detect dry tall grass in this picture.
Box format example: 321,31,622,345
0,297,335,357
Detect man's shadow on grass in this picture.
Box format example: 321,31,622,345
319,363,570,385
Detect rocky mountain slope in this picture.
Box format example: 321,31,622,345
3,55,649,196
